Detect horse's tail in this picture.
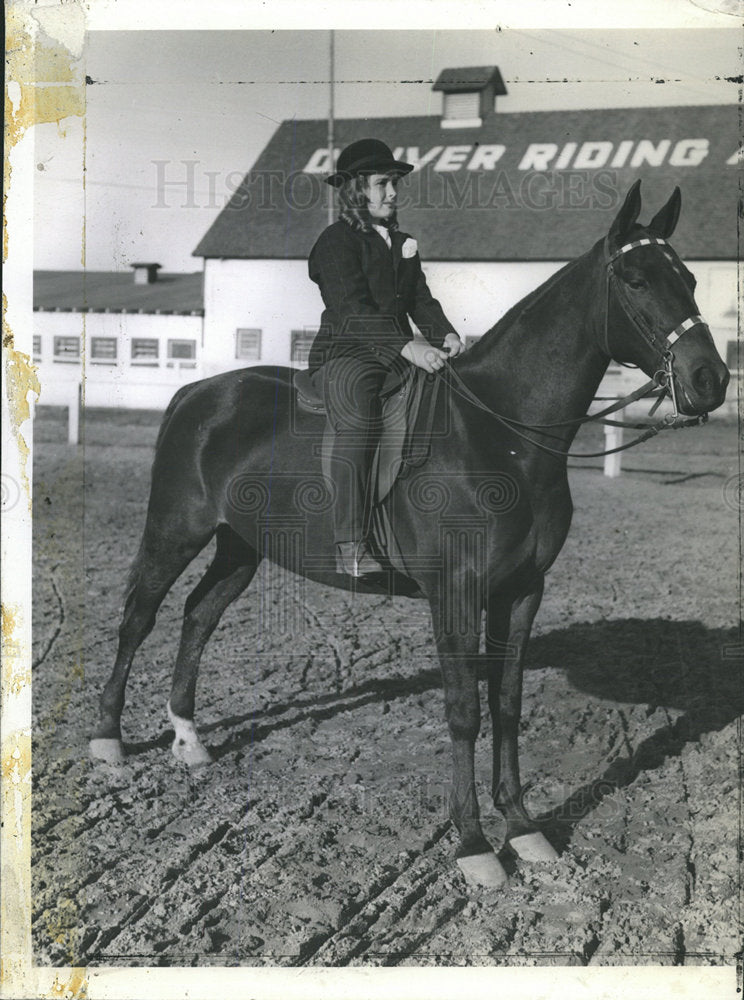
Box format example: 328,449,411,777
120,382,200,611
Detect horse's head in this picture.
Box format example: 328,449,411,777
603,180,729,416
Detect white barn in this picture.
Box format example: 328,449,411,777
33,266,204,410
33,67,739,414
194,67,739,415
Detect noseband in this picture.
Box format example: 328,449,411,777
603,236,705,423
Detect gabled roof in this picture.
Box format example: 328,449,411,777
193,104,740,263
33,271,204,314
432,66,507,94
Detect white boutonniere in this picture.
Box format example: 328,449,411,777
401,238,418,259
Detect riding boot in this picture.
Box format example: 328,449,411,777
335,541,383,577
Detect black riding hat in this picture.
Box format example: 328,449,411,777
325,138,414,188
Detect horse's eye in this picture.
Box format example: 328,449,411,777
626,277,647,290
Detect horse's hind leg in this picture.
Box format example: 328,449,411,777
90,522,215,763
167,525,262,766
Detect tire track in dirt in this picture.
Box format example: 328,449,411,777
77,747,345,961
292,822,454,965
84,817,234,957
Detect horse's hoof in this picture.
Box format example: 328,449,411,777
89,738,125,764
171,738,214,767
456,852,508,889
507,832,559,862
167,703,214,767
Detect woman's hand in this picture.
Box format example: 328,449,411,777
401,339,450,373
442,332,463,357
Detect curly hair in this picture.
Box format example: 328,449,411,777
337,174,400,233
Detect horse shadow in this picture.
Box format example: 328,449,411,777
132,617,740,849
524,617,742,851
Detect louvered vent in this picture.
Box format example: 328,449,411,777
443,91,480,121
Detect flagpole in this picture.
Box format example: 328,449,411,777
327,30,335,227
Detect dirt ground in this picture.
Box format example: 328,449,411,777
31,405,741,968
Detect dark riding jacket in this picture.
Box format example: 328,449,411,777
307,220,455,373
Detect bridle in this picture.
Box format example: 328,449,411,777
441,235,708,460
603,236,705,424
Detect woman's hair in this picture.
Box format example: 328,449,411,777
337,174,399,232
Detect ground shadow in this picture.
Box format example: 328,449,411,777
524,618,742,850
129,618,741,838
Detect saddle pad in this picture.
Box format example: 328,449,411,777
293,366,409,415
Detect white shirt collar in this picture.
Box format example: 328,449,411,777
372,223,391,248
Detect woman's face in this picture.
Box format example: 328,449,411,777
363,173,400,221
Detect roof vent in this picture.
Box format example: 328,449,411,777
130,262,162,284
432,66,507,129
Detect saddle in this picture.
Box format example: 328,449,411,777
293,365,439,506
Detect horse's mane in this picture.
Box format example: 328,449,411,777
461,242,598,362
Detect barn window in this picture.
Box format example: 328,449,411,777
53,336,80,362
91,337,117,363
291,329,317,367
236,328,262,360
167,339,196,360
166,339,196,369
131,338,159,365
33,335,42,361
726,340,739,371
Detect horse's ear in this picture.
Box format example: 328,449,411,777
608,180,642,245
647,187,682,239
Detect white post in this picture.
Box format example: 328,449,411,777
604,421,623,477
67,380,80,445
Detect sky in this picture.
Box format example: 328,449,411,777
33,24,743,272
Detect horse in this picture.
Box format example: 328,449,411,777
90,181,729,889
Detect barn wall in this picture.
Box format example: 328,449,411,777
34,257,736,415
33,311,203,409
202,259,320,375
202,257,736,415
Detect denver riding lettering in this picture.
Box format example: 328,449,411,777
304,138,737,174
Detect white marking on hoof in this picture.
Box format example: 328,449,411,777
456,852,508,889
89,738,125,764
167,703,214,766
508,832,559,862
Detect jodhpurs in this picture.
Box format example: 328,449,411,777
317,349,405,544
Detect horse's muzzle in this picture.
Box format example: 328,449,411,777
677,359,730,415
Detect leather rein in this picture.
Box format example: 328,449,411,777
441,237,708,460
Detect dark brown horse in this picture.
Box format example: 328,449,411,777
91,182,728,888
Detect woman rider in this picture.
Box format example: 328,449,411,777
307,138,463,577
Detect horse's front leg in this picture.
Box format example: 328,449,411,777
487,582,559,862
430,596,508,889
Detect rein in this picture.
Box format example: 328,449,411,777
442,237,708,461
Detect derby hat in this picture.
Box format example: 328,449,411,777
325,138,414,188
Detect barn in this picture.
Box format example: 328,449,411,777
32,66,739,413
194,66,739,414
33,265,204,409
